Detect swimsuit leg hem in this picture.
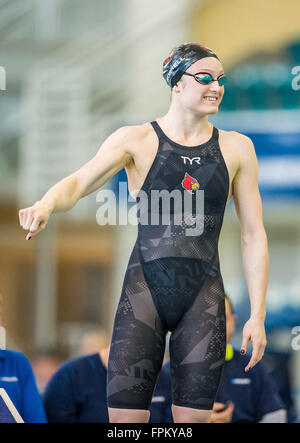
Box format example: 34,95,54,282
172,400,213,411
107,403,150,411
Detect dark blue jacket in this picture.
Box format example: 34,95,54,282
43,353,172,423
0,349,47,423
160,350,286,423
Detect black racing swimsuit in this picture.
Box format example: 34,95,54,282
107,120,230,411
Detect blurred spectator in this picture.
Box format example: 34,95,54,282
214,294,287,422
262,350,297,422
155,294,287,423
43,342,172,423
44,294,287,423
75,329,110,356
30,348,65,396
0,348,47,423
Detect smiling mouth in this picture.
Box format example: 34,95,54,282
203,96,218,102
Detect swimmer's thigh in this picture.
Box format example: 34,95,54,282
169,276,226,411
107,264,168,410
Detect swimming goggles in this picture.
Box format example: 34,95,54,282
182,72,227,86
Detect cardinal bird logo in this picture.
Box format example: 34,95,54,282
181,173,200,192
164,49,174,64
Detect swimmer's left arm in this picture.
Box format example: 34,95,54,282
231,133,269,372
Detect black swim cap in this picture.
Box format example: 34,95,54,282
163,43,220,88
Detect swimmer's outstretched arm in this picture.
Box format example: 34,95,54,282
19,126,133,240
231,132,269,372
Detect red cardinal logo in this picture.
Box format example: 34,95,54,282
181,173,200,192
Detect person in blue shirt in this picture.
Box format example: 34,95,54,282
0,349,47,423
213,294,286,422
43,345,172,423
156,294,287,423
44,294,286,423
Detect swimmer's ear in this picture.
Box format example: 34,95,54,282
173,82,181,93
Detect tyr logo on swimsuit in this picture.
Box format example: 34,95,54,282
181,156,201,165
0,67,6,91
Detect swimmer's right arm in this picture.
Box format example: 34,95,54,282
19,126,134,240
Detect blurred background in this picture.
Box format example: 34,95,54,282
0,0,300,421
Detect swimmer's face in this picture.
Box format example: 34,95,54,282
173,57,225,115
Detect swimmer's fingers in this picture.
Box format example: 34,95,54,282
18,208,25,226
211,402,234,423
245,345,259,373
19,207,32,230
240,329,250,355
242,318,267,372
245,344,264,372
245,339,266,372
19,202,50,240
25,219,46,240
19,208,34,232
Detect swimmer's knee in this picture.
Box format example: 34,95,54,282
108,407,150,423
172,404,212,423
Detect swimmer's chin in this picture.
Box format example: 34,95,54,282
198,97,223,114
197,105,220,115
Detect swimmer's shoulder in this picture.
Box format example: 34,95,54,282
218,127,256,159
116,121,154,142
113,122,157,160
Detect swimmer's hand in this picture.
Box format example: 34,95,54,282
211,401,234,423
19,201,51,240
240,317,267,372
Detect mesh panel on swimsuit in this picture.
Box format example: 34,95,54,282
107,120,229,411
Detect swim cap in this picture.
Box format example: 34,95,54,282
163,43,220,88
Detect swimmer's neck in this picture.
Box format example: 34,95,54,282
157,106,212,140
